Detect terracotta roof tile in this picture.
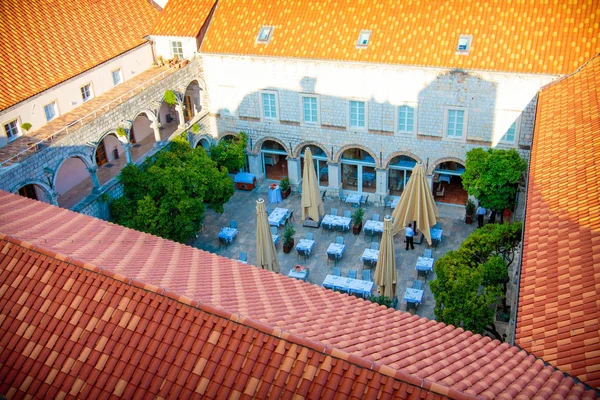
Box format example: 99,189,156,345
200,0,600,75
0,191,596,398
516,53,600,389
0,0,160,111
151,0,217,37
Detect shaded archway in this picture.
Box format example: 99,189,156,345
387,155,418,196
339,147,377,193
261,140,288,180
130,111,156,162
16,182,50,203
184,80,202,122
95,133,126,185
55,156,93,209
299,144,329,187
158,97,179,140
431,158,468,205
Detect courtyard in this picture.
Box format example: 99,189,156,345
193,182,476,320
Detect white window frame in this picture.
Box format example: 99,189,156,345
356,30,372,48
170,40,184,59
111,68,123,86
348,100,367,130
80,82,93,102
43,101,58,122
500,117,521,144
256,26,274,44
300,94,320,126
456,34,473,55
395,103,417,134
443,107,468,141
260,91,279,121
4,119,21,142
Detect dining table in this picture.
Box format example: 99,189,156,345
268,207,289,226
361,248,379,264
345,193,362,206
403,287,424,305
296,239,316,256
321,215,351,231
363,220,384,235
326,243,346,259
322,275,374,297
218,227,238,244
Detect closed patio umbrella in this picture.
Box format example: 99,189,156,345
391,163,439,245
256,198,280,273
374,215,397,299
301,147,324,222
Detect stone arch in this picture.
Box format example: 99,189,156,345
383,151,423,169
428,156,466,175
51,151,94,181
11,180,54,203
334,144,379,167
98,129,129,146
219,131,240,142
191,134,213,149
292,141,331,161
253,136,291,157
130,109,158,126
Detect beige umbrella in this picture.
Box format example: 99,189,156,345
374,215,397,299
301,147,324,222
256,198,280,273
391,163,439,245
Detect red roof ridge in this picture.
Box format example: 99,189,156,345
536,52,600,93
0,234,478,399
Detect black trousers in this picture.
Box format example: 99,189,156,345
478,214,484,227
406,236,414,250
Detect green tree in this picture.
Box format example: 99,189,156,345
110,137,234,242
461,148,527,216
209,132,248,173
430,222,522,340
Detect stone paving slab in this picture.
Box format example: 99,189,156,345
192,182,477,320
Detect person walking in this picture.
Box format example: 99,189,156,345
476,204,487,228
405,223,415,250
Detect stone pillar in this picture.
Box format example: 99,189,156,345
376,168,389,205
122,143,133,164
87,166,102,194
287,157,301,187
247,153,264,181
327,163,342,197
426,174,434,191
175,104,186,129
150,122,162,146
48,190,59,206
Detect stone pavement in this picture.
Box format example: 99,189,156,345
192,183,477,321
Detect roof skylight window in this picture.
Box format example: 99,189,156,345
456,35,472,55
356,30,371,48
257,26,274,44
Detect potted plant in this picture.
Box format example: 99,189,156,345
279,177,291,199
351,207,365,235
465,199,476,224
282,224,295,253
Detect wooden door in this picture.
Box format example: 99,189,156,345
129,126,136,144
184,95,193,121
95,141,108,166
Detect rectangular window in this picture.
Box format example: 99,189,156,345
349,100,365,128
112,69,123,86
44,102,57,122
397,105,415,133
257,26,274,43
446,109,465,138
261,92,277,120
4,120,20,140
501,121,517,143
356,30,372,47
81,83,93,102
302,96,318,124
170,41,183,58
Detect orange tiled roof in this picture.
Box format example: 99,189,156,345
0,191,596,399
151,0,217,37
201,0,600,75
516,54,600,389
0,237,464,399
0,0,160,111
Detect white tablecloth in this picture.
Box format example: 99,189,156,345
218,227,238,243
322,215,351,230
268,207,288,226
363,220,384,234
403,288,424,303
322,275,374,296
296,239,316,254
415,256,434,272
268,186,282,204
431,228,443,242
288,269,309,281
361,248,379,263
345,193,362,205
326,243,346,257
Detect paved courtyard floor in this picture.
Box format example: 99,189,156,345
192,182,477,321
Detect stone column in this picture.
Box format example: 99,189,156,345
375,168,389,205
48,190,59,206
426,174,434,191
122,143,133,164
287,157,301,187
327,163,342,197
247,153,264,181
150,122,162,146
87,166,102,194
175,104,186,129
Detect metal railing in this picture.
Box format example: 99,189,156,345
1,67,178,167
